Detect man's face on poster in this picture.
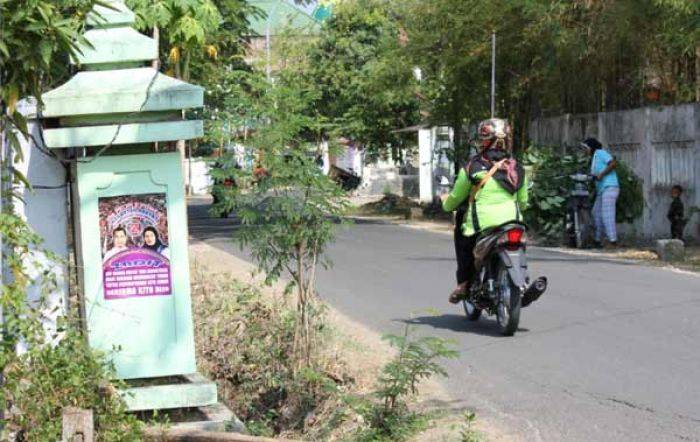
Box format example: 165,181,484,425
113,230,127,248
144,230,157,246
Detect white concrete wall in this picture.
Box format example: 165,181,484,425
186,158,212,195
530,103,700,241
3,99,70,346
419,128,433,202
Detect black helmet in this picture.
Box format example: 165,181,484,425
580,137,602,152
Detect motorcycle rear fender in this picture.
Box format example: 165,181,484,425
498,249,528,288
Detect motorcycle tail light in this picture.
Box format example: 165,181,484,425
507,229,525,244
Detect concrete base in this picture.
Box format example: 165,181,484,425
168,402,244,433
144,402,249,438
122,373,217,412
655,239,685,261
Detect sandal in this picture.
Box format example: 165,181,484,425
448,282,469,304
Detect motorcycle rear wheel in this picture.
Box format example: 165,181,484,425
496,265,521,336
462,300,482,321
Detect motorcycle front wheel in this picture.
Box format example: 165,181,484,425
496,265,521,336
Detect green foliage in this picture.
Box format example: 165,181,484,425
0,214,141,440
5,327,142,441
212,70,347,366
522,146,644,242
459,411,484,442
303,0,420,160
375,327,458,415
127,0,221,80
521,148,586,241
398,0,699,156
127,0,258,82
349,324,458,441
0,0,99,189
615,161,644,224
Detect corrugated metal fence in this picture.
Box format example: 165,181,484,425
530,103,699,241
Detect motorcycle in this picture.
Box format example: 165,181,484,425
462,222,547,336
564,173,594,248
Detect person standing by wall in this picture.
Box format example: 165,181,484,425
581,138,620,248
667,185,686,240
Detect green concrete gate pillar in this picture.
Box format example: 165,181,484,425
41,0,217,412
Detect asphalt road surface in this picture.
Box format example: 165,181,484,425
189,200,700,441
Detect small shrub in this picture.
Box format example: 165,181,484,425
0,213,141,441
348,324,458,441
459,412,484,442
4,327,142,441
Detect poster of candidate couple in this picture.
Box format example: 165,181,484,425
99,194,172,300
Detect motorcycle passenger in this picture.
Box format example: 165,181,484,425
442,118,528,304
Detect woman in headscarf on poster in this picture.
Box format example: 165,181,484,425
141,226,169,260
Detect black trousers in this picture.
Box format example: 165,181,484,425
671,220,685,240
454,209,477,284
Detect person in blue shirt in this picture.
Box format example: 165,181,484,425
581,137,620,248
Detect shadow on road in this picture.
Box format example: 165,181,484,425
397,314,530,337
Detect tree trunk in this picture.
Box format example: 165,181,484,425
696,45,700,102
151,26,160,70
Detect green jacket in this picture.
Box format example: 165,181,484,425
443,157,528,237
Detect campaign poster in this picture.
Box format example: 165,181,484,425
99,194,171,300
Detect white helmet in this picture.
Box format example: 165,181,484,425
478,118,512,152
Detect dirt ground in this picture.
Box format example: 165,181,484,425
189,240,512,441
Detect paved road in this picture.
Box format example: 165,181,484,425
189,200,700,442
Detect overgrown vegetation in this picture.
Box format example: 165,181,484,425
192,271,340,437
0,215,142,440
192,267,459,440
459,411,485,442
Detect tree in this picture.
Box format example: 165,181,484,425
1,0,99,191
398,0,699,158
213,69,347,367
127,0,221,80
300,0,419,161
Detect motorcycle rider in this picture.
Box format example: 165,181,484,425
442,118,528,304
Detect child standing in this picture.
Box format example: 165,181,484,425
667,185,686,240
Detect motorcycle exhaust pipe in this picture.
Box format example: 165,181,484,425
522,276,547,307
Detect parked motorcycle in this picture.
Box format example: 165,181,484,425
462,222,547,336
564,173,594,248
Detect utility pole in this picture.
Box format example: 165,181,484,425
491,31,496,118
265,22,271,82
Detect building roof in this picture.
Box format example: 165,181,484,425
247,0,321,36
